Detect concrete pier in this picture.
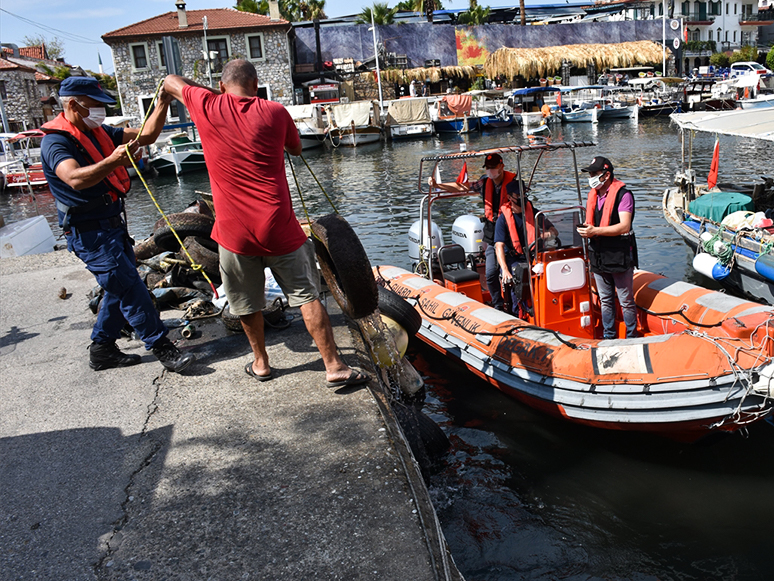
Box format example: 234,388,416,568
0,251,462,580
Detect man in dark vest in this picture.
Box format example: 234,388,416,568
429,153,524,309
40,76,194,372
578,156,639,339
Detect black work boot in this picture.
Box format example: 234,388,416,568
89,341,142,371
152,338,195,373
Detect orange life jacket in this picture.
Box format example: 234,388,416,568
500,199,536,256
484,171,516,222
41,113,131,199
585,179,627,228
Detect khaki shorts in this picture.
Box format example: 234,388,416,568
219,239,320,316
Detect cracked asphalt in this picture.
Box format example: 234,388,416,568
0,251,459,581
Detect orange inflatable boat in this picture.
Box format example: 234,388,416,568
373,143,774,441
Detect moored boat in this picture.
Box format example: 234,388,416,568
285,104,327,149
385,98,433,140
149,132,206,175
0,130,47,191
431,95,480,134
664,108,774,304
327,101,381,146
376,143,774,441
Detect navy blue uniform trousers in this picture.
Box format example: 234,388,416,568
68,226,167,349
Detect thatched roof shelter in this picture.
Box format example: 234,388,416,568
484,41,666,79
362,65,480,85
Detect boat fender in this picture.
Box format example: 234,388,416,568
754,253,774,283
311,213,379,319
693,252,731,281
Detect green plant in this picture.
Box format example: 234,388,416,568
730,45,758,64
710,52,729,68
686,40,716,52
457,4,491,24
470,77,485,90
767,46,774,71
356,2,397,24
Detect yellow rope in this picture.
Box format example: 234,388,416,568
285,152,339,242
126,78,219,297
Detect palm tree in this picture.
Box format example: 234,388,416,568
356,2,397,24
394,0,444,12
235,0,326,21
457,1,490,25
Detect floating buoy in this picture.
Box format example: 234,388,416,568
693,252,730,281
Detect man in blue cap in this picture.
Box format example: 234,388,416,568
41,76,195,373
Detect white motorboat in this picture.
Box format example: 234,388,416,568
327,101,381,146
385,98,433,140
285,104,327,149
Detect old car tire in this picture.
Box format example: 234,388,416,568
133,236,163,261
377,285,421,336
221,303,244,332
153,213,215,252
182,236,220,280
311,213,378,320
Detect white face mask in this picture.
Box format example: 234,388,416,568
81,106,106,129
588,173,605,190
486,168,501,180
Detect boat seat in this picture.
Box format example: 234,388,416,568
438,244,480,284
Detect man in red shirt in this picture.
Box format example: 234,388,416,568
164,60,368,387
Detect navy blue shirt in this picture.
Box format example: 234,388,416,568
41,124,124,227
494,211,526,255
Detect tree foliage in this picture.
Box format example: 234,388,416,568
235,0,326,22
22,34,65,60
38,63,71,80
767,47,774,72
457,2,490,25
729,45,758,64
394,0,444,12
709,52,729,68
356,3,397,24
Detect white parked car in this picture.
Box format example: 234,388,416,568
729,62,773,77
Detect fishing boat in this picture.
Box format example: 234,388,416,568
664,108,774,305
0,130,47,191
558,86,604,123
510,86,560,126
149,131,206,175
385,98,434,140
629,78,683,117
374,143,774,441
467,90,515,129
431,95,480,134
680,78,738,112
326,101,381,146
285,104,327,149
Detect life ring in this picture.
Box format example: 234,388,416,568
311,213,379,319
378,285,422,336
153,213,215,252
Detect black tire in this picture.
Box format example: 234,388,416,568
182,236,220,280
153,213,215,252
378,285,422,336
221,303,244,332
311,213,378,319
133,236,163,261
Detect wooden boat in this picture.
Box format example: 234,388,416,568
285,104,327,150
664,108,774,305
680,78,738,112
377,143,774,441
385,98,433,140
431,95,480,134
149,132,206,175
0,130,47,191
629,78,685,117
327,101,381,146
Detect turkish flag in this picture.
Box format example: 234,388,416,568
707,137,719,189
455,162,469,187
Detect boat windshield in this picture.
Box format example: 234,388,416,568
534,207,585,254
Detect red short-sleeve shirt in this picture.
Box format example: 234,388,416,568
182,86,305,256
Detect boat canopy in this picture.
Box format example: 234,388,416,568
285,104,318,120
386,98,431,125
441,94,472,115
670,109,774,141
559,85,606,92
330,101,372,127
511,86,561,96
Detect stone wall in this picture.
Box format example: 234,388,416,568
108,27,294,121
0,69,45,131
353,73,395,102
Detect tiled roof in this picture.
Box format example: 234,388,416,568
0,57,37,73
35,71,58,82
102,8,289,40
2,45,48,60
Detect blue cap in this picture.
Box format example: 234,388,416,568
58,76,115,105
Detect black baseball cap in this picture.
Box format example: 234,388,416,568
483,153,503,168
58,76,116,105
581,156,613,173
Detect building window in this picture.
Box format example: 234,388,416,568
726,2,729,14
708,29,713,40
725,30,729,41
205,36,230,75
733,30,736,42
129,43,149,70
245,33,265,61
682,1,690,15
158,42,166,69
734,3,737,13
0,80,6,100
257,85,271,100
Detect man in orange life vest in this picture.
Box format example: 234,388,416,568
40,77,194,373
494,188,557,313
429,153,522,309
577,156,639,339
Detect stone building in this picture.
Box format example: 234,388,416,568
0,57,46,132
102,1,294,121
